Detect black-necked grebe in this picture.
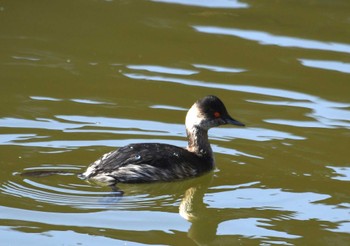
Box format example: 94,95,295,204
80,95,244,185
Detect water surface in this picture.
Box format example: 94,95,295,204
1,0,350,245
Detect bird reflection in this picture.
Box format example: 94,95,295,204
116,172,219,245
178,173,219,245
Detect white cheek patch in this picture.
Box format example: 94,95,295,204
186,104,206,129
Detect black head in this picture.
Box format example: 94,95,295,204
186,95,245,130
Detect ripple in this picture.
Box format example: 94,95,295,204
123,72,321,101
151,0,249,9
0,205,190,235
193,64,246,73
327,166,350,181
30,95,114,105
205,185,350,235
0,134,39,143
149,104,187,111
1,179,112,209
217,218,300,239
206,186,350,223
0,117,87,131
0,177,173,210
1,227,147,246
123,70,350,129
126,65,198,75
299,59,350,74
7,49,77,74
30,96,62,102
69,98,114,105
249,100,350,129
0,114,301,158
193,25,350,54
1,163,193,210
11,55,41,61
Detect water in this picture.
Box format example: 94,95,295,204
1,0,350,245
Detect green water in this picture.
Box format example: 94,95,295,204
1,0,350,245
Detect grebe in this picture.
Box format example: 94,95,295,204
80,95,244,185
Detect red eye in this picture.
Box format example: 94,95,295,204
214,112,221,118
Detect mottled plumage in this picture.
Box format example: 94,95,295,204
80,95,244,185
83,143,213,183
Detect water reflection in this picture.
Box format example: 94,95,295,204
178,180,300,245
122,72,318,101
0,114,300,159
193,64,246,73
249,100,350,129
193,25,350,54
30,95,114,105
1,0,350,244
299,59,350,74
127,65,198,75
179,179,350,244
151,0,249,9
3,169,349,244
1,172,289,244
123,68,350,129
327,166,350,181
1,228,142,246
